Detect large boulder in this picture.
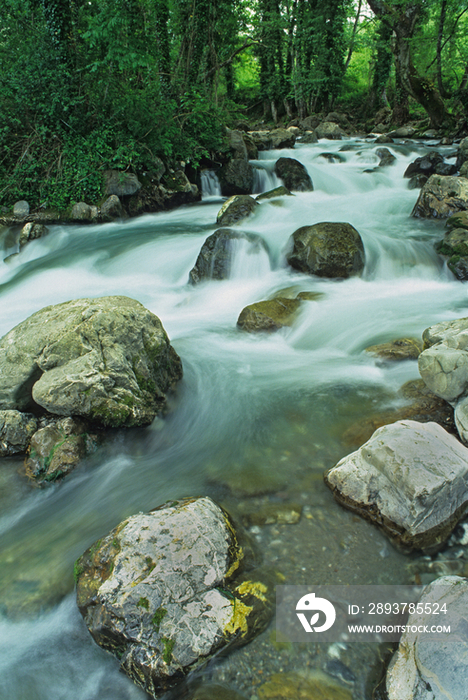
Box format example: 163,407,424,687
104,170,142,197
0,296,182,428
269,128,296,149
412,175,468,218
418,316,468,442
75,497,274,697
71,202,98,222
274,158,313,192
248,131,273,151
386,576,468,700
189,229,269,284
237,298,301,332
218,159,254,196
434,227,468,280
286,222,365,279
0,410,37,456
325,419,468,552
404,152,444,179
100,195,123,221
216,195,258,226
315,122,347,140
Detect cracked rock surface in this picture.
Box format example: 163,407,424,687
75,497,274,697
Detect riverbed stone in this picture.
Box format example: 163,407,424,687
255,186,293,201
315,122,347,140
446,211,468,230
237,298,301,332
412,175,468,219
24,417,98,483
0,296,183,428
257,671,352,700
386,576,468,700
376,147,396,167
388,126,416,138
71,202,94,221
269,128,296,149
0,410,37,456
365,337,422,361
299,131,318,144
286,222,365,279
75,496,274,698
274,158,313,192
216,195,258,226
100,195,123,221
325,419,468,552
18,222,49,249
218,159,254,196
189,229,268,284
404,152,444,179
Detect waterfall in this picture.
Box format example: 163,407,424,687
200,169,221,198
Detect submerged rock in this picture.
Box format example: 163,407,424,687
0,410,37,456
365,337,422,361
325,419,468,552
286,222,365,279
257,671,352,700
76,497,274,698
386,576,468,700
216,195,258,226
237,298,301,332
189,229,268,284
274,157,313,192
412,175,468,218
218,159,254,196
0,296,183,428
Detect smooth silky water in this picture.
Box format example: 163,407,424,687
1,138,466,699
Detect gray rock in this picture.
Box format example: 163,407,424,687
418,318,468,406
412,175,468,219
299,131,318,144
404,152,444,178
325,419,468,551
255,186,293,201
300,116,320,131
237,297,301,332
248,131,273,151
218,159,254,196
376,147,396,167
456,136,468,170
274,158,313,192
226,129,258,161
100,195,123,221
0,410,37,456
375,134,394,144
460,161,468,178
76,497,274,697
104,170,142,197
408,174,428,190
388,126,416,138
189,229,268,284
315,122,347,140
216,195,258,226
18,223,49,249
286,222,365,279
71,202,93,221
386,576,468,700
269,128,296,149
0,296,183,428
13,201,30,217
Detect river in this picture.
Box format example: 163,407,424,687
0,136,465,700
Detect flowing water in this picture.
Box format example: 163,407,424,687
0,137,466,700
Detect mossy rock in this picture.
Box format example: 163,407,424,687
237,298,301,332
365,337,422,361
446,211,468,230
287,222,365,279
255,186,293,201
216,195,259,226
258,671,352,700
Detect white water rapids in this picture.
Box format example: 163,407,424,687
0,137,466,699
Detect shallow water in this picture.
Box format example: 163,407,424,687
1,137,467,699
